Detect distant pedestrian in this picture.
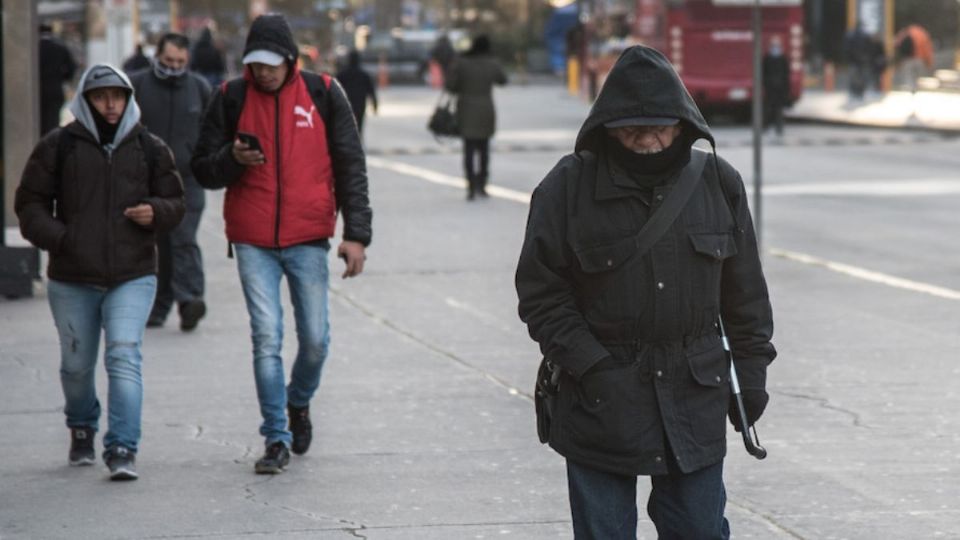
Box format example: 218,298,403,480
190,27,227,87
38,24,77,135
429,33,456,80
762,35,790,135
122,44,151,75
191,13,372,475
335,49,378,135
131,33,212,331
444,35,507,200
843,25,870,99
15,64,185,481
516,45,776,539
894,25,934,93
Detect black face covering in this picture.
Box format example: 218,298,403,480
85,95,124,146
607,131,692,187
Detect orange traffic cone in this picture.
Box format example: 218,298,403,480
378,53,389,89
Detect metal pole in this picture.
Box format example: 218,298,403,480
752,0,763,248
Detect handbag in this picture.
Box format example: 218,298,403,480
427,92,459,138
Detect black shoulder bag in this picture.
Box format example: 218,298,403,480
427,91,459,139
535,148,709,444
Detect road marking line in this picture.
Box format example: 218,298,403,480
367,156,531,203
770,248,960,301
754,179,960,196
369,156,960,301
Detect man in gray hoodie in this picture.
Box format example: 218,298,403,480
17,64,184,481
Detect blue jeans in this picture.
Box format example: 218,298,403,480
47,275,156,453
567,458,730,540
235,243,331,448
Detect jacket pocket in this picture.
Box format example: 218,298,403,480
560,364,655,457
573,239,635,274
687,232,738,310
572,239,644,319
682,334,730,444
689,232,738,261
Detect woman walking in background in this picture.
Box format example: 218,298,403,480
445,35,507,200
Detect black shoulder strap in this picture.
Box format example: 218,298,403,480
630,148,708,256
572,149,707,271
222,78,247,141
138,130,157,174
301,71,332,124
54,128,75,183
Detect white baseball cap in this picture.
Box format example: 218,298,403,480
242,49,285,66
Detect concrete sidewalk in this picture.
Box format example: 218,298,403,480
788,88,960,132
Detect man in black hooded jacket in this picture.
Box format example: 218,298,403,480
515,45,775,539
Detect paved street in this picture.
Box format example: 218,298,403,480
2,82,960,539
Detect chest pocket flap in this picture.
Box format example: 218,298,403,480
574,237,636,274
689,232,738,261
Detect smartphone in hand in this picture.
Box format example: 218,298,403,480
237,132,265,160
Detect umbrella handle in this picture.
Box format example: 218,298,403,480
730,376,768,460
721,318,769,461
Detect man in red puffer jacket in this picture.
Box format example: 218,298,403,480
192,13,372,475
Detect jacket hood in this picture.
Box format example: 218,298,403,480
243,14,298,67
575,45,712,152
69,63,141,150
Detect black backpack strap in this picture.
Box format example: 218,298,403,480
54,128,76,188
138,130,158,175
222,78,247,141
301,71,332,125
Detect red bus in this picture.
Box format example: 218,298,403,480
657,0,804,111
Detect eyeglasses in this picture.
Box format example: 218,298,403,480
610,125,676,137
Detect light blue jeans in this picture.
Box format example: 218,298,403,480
47,275,156,453
234,243,331,448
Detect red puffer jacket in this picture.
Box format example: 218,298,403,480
224,66,335,247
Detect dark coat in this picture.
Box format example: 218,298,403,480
515,45,775,476
130,69,211,182
15,122,184,286
762,52,790,103
444,54,507,140
335,62,377,125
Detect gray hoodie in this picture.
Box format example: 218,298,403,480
69,63,142,154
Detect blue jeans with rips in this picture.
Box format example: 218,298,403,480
567,458,730,540
47,275,156,453
234,243,331,448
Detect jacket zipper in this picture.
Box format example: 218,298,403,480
273,93,282,247
105,147,115,283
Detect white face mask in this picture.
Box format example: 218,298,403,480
153,59,187,80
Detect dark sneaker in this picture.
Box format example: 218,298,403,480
146,314,165,328
104,447,138,481
288,404,313,456
68,427,96,466
255,442,290,474
178,300,206,332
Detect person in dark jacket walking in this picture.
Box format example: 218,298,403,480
445,35,507,200
122,44,151,75
38,24,77,135
16,64,184,481
762,35,790,135
131,33,212,331
190,27,227,87
191,13,372,475
515,46,776,539
335,49,378,135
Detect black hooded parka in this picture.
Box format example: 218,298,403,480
515,46,776,476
